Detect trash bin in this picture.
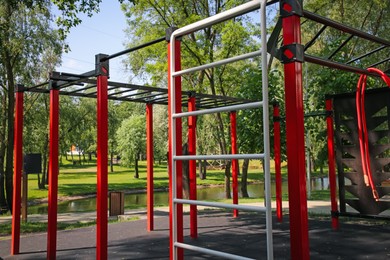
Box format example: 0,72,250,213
109,191,124,216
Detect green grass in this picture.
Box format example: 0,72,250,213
0,217,140,238
24,158,331,204
26,161,171,201
26,159,268,201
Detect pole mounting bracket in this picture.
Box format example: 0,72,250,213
280,0,303,18
95,54,109,77
277,43,304,64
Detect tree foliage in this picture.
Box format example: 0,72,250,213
299,0,390,170
0,1,63,213
121,0,263,198
116,114,146,177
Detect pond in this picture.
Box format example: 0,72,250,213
28,177,330,215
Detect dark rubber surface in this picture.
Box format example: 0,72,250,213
1,211,389,259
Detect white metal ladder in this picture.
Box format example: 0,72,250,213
169,1,273,259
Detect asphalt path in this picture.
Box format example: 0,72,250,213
0,201,389,259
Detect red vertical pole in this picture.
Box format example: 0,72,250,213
167,28,183,260
47,83,60,260
11,86,24,255
281,1,310,259
96,54,109,260
146,103,154,231
188,95,197,238
273,103,283,222
230,111,239,217
326,98,339,230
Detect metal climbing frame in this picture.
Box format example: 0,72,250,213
169,1,272,259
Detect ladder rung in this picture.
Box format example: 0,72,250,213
172,102,263,118
173,154,264,161
175,242,255,260
174,198,267,212
172,51,262,77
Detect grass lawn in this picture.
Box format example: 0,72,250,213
25,157,329,203
27,159,264,201
0,217,140,237
0,158,332,236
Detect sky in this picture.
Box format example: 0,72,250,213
55,1,129,83
54,1,268,84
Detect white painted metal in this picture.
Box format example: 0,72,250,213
172,50,262,77
173,153,264,161
169,1,272,259
170,0,262,39
175,242,255,260
174,198,267,212
260,1,274,259
172,102,263,118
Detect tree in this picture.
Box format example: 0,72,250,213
152,105,168,164
121,0,261,198
0,1,62,213
300,0,390,170
116,114,146,178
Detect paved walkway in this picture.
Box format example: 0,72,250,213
0,203,389,259
0,200,336,225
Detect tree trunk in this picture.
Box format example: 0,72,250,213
70,151,74,163
40,134,49,189
5,56,16,213
37,172,41,189
182,143,189,199
45,159,49,185
134,153,139,178
241,158,250,198
224,161,231,199
198,160,207,180
40,149,48,189
0,170,6,213
0,95,8,212
110,151,114,173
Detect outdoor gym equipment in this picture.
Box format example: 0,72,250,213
329,87,390,220
10,0,390,260
356,68,390,201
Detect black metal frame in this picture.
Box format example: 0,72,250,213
25,72,252,110
24,35,253,110
331,87,390,219
265,3,390,222
269,7,390,76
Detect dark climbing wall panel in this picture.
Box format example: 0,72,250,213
333,87,390,216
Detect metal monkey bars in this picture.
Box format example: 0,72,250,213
11,0,390,260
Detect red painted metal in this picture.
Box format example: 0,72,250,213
273,103,283,222
355,68,390,201
326,99,339,230
230,112,239,217
188,96,197,238
146,103,154,231
47,87,60,259
168,39,183,260
96,74,108,260
282,13,310,260
11,90,24,255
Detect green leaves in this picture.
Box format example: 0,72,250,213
116,114,146,167
52,0,111,40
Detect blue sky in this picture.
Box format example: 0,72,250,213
55,1,128,82
54,1,268,84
